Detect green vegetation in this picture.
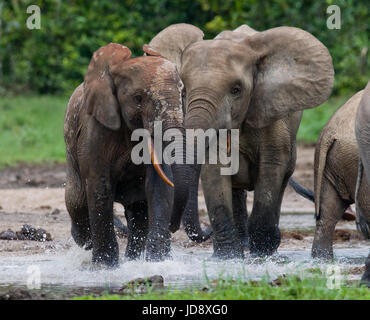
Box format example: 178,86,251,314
0,0,368,96
297,94,353,143
0,1,368,166
75,275,370,300
0,95,67,168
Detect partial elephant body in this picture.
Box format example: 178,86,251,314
147,24,334,259
226,111,302,254
199,113,301,257
355,81,370,286
64,43,190,267
291,90,370,259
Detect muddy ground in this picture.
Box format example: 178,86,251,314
0,145,367,299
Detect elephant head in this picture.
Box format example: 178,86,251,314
83,43,192,243
147,24,334,234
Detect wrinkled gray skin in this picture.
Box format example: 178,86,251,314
64,43,191,267
147,24,334,259
355,81,370,287
290,90,370,261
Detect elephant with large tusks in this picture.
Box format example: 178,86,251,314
289,88,370,261
355,81,370,287
146,23,334,259
64,43,193,267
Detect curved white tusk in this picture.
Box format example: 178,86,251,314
147,137,174,188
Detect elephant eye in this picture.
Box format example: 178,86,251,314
134,95,143,104
182,89,186,99
230,85,241,96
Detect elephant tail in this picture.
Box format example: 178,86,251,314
288,177,314,202
314,135,335,220
355,159,370,239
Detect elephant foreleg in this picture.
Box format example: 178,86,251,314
124,200,148,260
232,188,248,248
86,173,119,267
65,154,92,249
248,159,293,256
201,163,244,259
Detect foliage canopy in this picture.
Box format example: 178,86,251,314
0,0,369,95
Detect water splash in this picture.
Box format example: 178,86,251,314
0,242,368,289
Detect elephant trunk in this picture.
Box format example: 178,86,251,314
167,129,193,233
185,99,215,131
181,163,212,242
169,110,213,241
171,98,217,242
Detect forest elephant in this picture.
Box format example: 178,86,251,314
64,43,192,267
289,87,370,262
146,23,334,259
355,81,370,287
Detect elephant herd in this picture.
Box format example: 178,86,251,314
63,23,369,285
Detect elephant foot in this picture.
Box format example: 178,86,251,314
145,229,171,262
311,246,334,260
248,226,281,257
125,243,145,261
212,241,244,260
241,235,249,249
125,231,147,260
71,221,92,250
185,226,212,243
92,240,119,268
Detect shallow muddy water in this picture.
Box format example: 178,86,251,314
0,199,369,297
0,238,368,292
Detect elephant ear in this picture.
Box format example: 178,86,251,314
244,27,334,128
146,23,204,71
215,24,258,41
84,43,132,130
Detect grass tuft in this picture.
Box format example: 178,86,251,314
75,274,370,300
0,95,68,168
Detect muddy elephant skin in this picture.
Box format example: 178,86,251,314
64,43,191,267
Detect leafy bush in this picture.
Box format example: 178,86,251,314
0,0,368,95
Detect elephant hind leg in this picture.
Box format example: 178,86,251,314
124,200,148,260
65,155,91,249
312,177,347,260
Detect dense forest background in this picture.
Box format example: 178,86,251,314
0,0,368,96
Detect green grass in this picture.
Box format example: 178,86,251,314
0,93,355,168
75,275,370,300
0,95,68,168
